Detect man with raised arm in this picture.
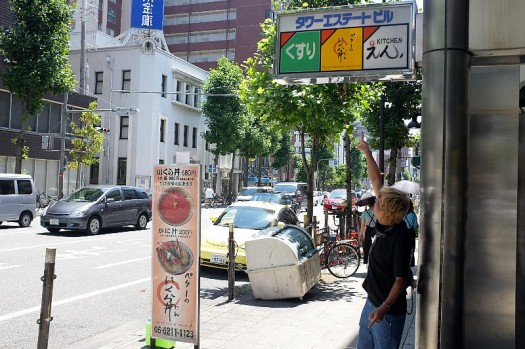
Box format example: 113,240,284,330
356,133,412,349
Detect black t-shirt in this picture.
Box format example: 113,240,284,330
362,222,412,314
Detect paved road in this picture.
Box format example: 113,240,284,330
0,205,248,349
0,204,330,348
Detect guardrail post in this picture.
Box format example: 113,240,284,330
37,248,57,349
228,223,235,302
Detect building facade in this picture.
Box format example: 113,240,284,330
0,0,95,196
164,0,273,70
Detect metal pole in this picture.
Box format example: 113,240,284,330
227,223,235,301
379,94,385,186
58,93,68,199
37,248,57,349
79,0,87,94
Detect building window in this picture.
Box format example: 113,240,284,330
174,122,180,145
185,83,191,105
106,27,115,36
192,127,197,148
160,119,166,143
120,115,129,139
117,158,127,185
205,130,210,150
183,125,189,147
122,70,131,92
161,75,167,98
107,8,116,23
159,159,164,164
176,81,183,102
193,87,200,107
90,162,99,184
94,72,103,94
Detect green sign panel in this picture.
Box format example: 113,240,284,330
279,31,320,73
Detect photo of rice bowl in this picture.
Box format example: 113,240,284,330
157,187,194,226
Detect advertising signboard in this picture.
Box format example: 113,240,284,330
275,1,416,83
151,165,200,345
131,0,164,30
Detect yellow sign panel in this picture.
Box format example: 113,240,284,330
321,28,363,72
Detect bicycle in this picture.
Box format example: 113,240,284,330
36,191,57,212
308,222,361,278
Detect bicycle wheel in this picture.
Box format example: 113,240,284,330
326,242,360,278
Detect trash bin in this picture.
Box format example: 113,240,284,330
245,225,320,300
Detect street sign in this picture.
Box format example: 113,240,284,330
152,165,200,345
274,1,416,83
329,159,338,166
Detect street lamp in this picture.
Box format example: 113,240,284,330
407,112,421,129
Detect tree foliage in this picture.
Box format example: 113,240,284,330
359,76,422,185
240,1,380,221
0,0,76,173
202,57,247,192
69,102,104,188
202,57,246,156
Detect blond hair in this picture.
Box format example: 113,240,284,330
377,187,409,224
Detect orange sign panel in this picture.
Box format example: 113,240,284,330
151,165,200,345
321,28,363,72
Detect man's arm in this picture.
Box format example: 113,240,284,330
356,133,383,193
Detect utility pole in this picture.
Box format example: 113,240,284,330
58,93,68,199
79,0,87,94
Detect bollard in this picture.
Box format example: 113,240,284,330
228,223,235,301
37,248,56,349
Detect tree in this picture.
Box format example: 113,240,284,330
359,77,422,185
271,131,293,182
202,57,247,194
241,4,379,223
0,0,76,173
69,102,104,189
237,114,281,186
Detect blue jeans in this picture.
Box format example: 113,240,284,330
357,298,406,349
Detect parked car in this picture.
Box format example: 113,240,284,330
40,185,152,235
200,201,299,270
236,186,274,201
250,192,300,213
273,182,307,211
0,174,36,227
323,189,357,214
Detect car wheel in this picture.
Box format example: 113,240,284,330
18,212,32,227
0,221,3,226
47,228,60,234
86,216,102,235
135,213,148,230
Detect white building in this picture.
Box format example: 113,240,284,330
69,31,210,191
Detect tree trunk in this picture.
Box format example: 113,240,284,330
15,112,29,174
299,130,315,226
214,154,220,194
387,148,398,186
229,152,235,196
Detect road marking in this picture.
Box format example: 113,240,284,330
0,277,150,323
0,263,21,271
0,236,118,253
95,256,151,269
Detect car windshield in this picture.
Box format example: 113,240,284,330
251,193,280,204
215,206,274,229
64,187,106,202
239,188,258,196
274,184,296,193
329,191,346,199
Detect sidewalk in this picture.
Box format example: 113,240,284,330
76,265,416,349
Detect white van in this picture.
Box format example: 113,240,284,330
0,174,36,227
